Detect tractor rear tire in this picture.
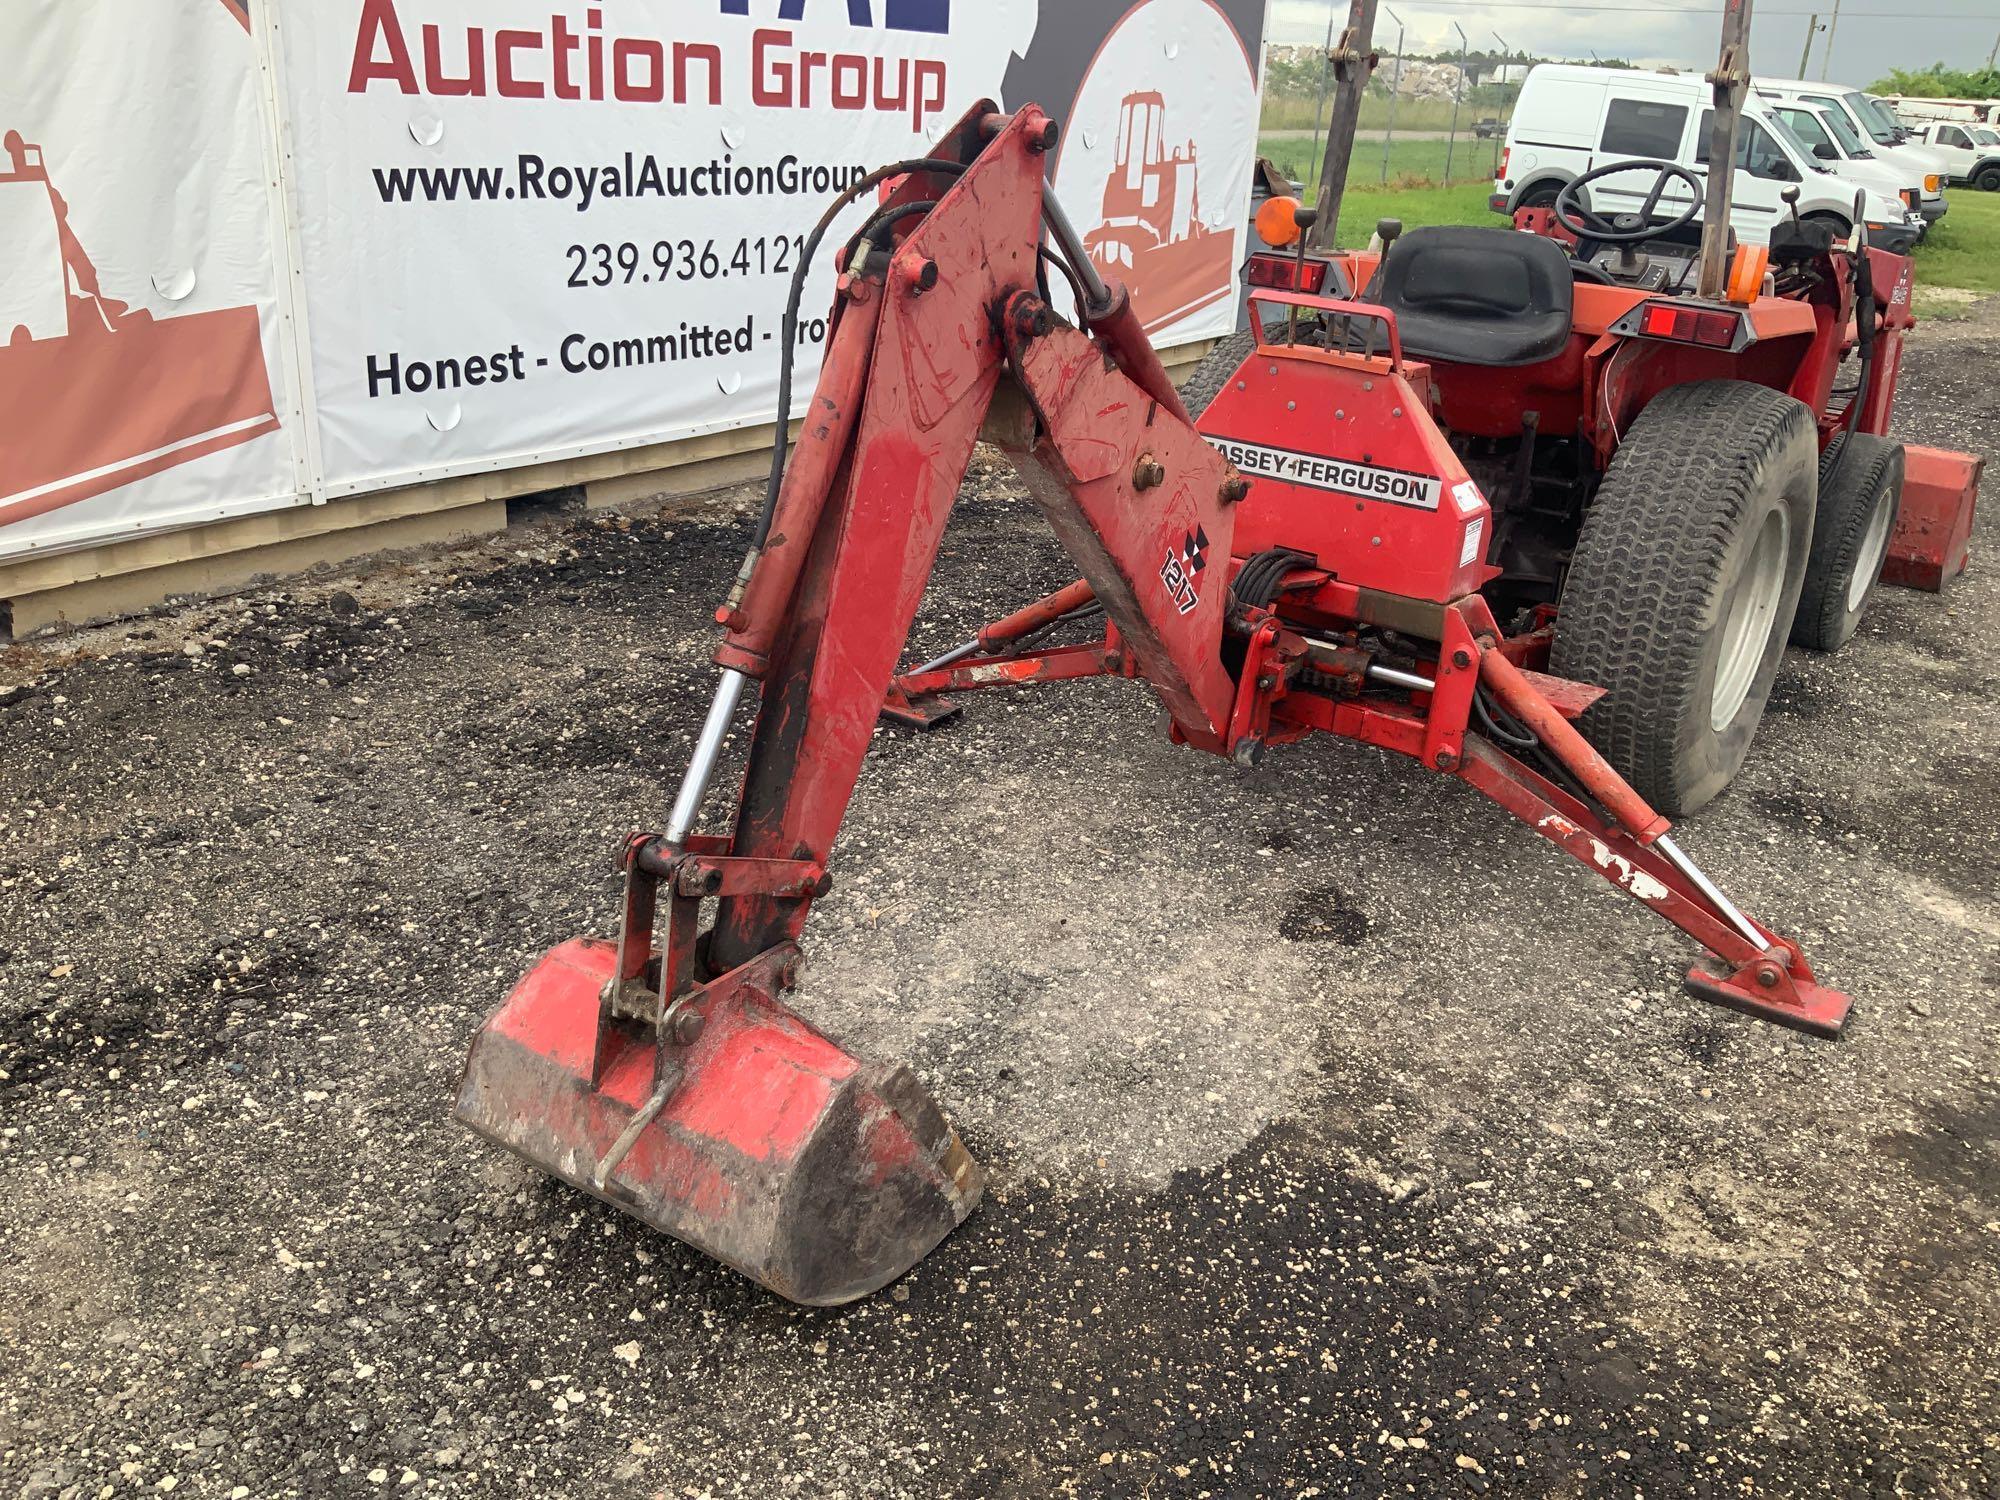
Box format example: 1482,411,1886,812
1790,432,1904,652
1179,329,1257,419
1551,380,1817,815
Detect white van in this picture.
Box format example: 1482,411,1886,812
1906,121,2000,191
1755,80,1949,225
1759,97,1930,217
1494,65,1924,252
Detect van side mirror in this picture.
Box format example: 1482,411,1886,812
1769,157,1800,182
1813,142,1838,161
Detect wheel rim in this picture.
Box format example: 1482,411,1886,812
1846,481,1897,614
1711,506,1790,731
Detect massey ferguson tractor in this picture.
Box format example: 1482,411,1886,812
454,1,1983,1306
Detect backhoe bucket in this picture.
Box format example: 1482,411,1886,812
454,939,983,1305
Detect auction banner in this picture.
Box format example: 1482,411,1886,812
0,0,303,559
271,0,1267,497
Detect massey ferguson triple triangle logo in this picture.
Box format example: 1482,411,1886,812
1160,525,1210,615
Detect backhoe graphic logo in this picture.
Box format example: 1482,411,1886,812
1159,524,1209,614
0,129,279,530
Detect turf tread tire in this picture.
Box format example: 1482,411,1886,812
1179,330,1257,419
1790,432,1903,652
1551,379,1816,816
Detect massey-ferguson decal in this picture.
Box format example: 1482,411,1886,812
1207,436,1447,511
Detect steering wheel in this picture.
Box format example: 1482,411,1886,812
1554,159,1704,245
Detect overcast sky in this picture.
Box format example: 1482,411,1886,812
1266,0,2000,83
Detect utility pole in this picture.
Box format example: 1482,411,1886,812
1698,0,1751,300
1797,13,1817,77
1443,21,1468,184
1310,0,1338,196
1986,24,1998,70
1309,0,1380,248
1819,0,1841,80
1380,6,1406,184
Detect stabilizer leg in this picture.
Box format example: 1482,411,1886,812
1460,640,1851,1037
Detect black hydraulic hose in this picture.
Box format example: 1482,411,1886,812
1010,599,1105,653
751,157,967,551
1473,686,1539,751
1834,246,1879,472
1038,245,1089,326
839,199,937,273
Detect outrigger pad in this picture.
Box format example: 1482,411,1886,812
455,939,984,1306
1683,960,1851,1040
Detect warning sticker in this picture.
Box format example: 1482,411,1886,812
1206,437,1443,511
1459,515,1486,568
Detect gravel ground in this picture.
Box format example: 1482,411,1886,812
2,303,1997,1500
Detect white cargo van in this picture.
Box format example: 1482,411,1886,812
1494,65,1923,252
1755,80,1949,225
1760,99,1929,215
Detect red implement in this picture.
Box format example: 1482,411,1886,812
1884,444,1982,591
458,97,1883,1308
456,939,980,1305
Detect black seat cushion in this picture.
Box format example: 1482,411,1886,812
1369,226,1575,367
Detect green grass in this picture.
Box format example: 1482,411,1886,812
1330,182,1495,244
1257,132,1505,194
1261,95,1470,134
1909,189,2000,316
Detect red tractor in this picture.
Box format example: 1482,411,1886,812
1187,168,1976,817
452,9,1982,1307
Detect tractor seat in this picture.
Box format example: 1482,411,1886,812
1369,226,1575,368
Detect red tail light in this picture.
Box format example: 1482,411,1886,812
1638,302,1742,348
1245,252,1330,294
1499,148,1511,179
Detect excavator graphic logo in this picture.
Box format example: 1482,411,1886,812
0,128,278,530
1082,91,1234,336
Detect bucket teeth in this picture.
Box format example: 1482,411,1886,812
455,938,983,1305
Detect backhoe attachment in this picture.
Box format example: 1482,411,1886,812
457,103,1242,1303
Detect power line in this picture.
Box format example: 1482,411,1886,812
1301,0,1998,12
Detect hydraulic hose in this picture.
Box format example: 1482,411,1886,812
841,199,938,274
1833,241,1879,475
751,156,968,552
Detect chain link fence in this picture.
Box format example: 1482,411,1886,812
1259,40,1540,200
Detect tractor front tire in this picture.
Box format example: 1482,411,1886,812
1552,380,1817,815
1791,432,1904,652
1180,329,1257,419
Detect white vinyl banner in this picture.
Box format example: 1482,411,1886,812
270,0,1266,497
0,0,301,557
0,0,1268,561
